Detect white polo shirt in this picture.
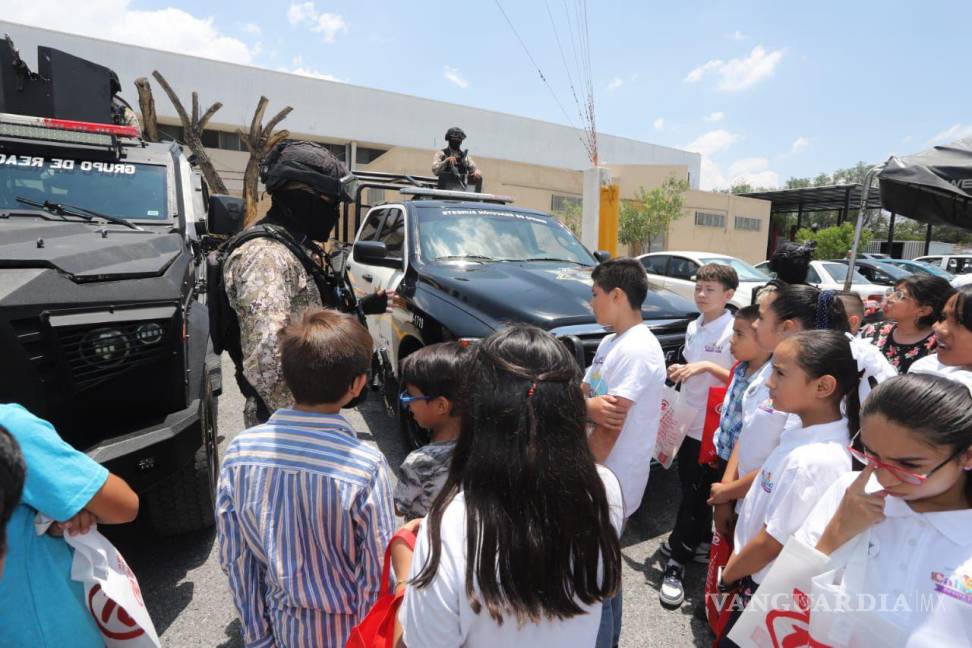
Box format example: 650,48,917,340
584,323,666,519
909,354,972,392
681,310,735,441
733,418,852,583
797,471,972,646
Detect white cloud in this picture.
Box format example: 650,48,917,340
703,111,725,123
287,2,348,43
790,136,810,154
241,22,261,36
289,67,344,83
653,118,665,131
4,1,256,64
607,76,624,91
928,123,972,145
443,65,469,88
684,129,742,157
726,30,748,41
684,45,784,91
701,156,779,191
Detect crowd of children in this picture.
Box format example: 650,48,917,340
2,261,972,648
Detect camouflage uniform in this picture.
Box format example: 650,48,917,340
393,440,456,520
431,148,478,177
223,236,322,427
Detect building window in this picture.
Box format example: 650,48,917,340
356,146,387,165
695,211,725,228
201,129,219,148
219,131,244,151
550,194,582,213
734,216,761,231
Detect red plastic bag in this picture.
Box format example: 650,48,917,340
699,362,738,466
346,528,417,648
704,530,735,645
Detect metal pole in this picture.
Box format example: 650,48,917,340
844,167,881,291
887,212,896,255
796,203,804,230
924,223,933,255
841,187,851,225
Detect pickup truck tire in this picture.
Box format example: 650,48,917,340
147,377,219,535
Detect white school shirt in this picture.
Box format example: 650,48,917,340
733,418,852,583
399,466,624,648
909,354,972,392
583,323,666,518
797,472,972,647
681,310,735,441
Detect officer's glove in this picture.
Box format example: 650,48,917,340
359,290,390,315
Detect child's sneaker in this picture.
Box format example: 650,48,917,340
659,561,686,607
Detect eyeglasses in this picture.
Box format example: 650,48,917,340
849,431,962,485
884,289,911,302
399,390,434,406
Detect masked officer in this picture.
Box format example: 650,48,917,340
432,127,482,191
220,140,389,426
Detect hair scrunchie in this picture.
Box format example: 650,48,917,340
815,290,836,329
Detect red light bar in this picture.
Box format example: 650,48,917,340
0,112,140,138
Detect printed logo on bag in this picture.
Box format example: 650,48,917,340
760,470,774,493
713,402,724,416
763,588,830,648
756,399,776,414
931,571,972,605
704,343,724,353
88,583,146,640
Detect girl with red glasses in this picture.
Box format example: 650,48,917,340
795,373,972,645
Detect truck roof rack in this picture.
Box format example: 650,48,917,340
0,111,139,159
398,187,515,204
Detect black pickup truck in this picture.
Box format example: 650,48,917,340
343,187,698,446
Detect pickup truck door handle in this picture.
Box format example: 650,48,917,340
362,273,374,282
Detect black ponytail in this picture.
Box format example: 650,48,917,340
789,330,861,436
771,285,850,333
863,373,972,502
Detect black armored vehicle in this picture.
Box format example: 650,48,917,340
341,179,698,446
0,41,232,533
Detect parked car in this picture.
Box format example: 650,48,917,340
831,259,912,287
754,259,888,319
881,258,969,287
636,251,771,309
345,193,698,446
857,252,890,260
914,254,972,285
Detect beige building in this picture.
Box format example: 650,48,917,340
360,147,771,264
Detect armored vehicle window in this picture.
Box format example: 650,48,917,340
357,208,386,242
0,155,167,220
417,207,595,266
378,208,405,259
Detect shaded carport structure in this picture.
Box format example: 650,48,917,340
739,184,928,258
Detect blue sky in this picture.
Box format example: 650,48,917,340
4,0,970,189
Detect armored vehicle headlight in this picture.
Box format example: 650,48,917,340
136,322,164,345
81,328,130,367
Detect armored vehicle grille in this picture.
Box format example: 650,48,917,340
57,320,174,391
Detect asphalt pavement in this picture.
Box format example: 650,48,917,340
108,354,710,647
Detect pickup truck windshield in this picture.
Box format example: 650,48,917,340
0,155,167,221
418,207,596,265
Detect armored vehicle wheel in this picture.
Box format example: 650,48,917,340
147,377,219,535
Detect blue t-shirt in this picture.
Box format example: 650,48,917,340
0,403,109,647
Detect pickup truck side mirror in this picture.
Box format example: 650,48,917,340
207,195,246,236
354,240,403,269
593,250,612,263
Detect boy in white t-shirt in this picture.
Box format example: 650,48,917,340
659,263,737,608
584,257,666,648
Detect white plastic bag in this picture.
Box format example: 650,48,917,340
35,516,161,648
652,385,692,469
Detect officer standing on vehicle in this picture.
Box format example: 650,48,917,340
220,140,390,426
432,127,483,191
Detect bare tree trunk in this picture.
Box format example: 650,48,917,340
134,78,160,142
238,96,292,227
151,70,228,195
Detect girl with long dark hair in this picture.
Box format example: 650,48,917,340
395,326,623,647
910,285,972,390
795,373,972,644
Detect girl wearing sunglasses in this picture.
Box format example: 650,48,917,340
795,373,972,645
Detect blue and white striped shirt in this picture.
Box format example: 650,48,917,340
217,409,396,648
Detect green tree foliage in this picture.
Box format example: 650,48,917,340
795,223,872,259
551,200,582,237
618,176,689,255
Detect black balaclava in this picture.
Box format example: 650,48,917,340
265,189,340,243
